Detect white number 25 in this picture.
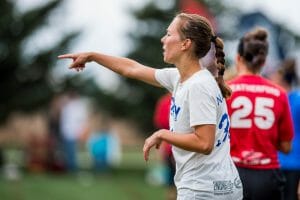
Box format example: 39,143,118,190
230,96,275,129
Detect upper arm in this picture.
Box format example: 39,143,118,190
278,94,294,150
194,124,216,154
127,63,162,87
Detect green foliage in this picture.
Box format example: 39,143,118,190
0,0,78,124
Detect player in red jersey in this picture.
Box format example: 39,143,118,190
226,27,294,200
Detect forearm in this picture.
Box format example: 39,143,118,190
158,129,213,155
89,52,160,86
89,52,137,77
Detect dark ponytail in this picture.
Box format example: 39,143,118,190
238,27,268,73
211,36,232,98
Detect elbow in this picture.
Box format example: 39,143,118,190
196,143,213,155
202,146,213,155
121,60,139,78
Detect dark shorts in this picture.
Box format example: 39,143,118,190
281,169,300,200
237,167,285,200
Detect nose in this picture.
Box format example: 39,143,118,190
161,35,165,43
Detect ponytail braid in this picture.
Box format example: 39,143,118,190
211,36,232,99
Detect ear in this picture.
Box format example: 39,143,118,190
236,54,242,64
181,38,192,50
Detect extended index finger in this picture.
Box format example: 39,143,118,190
57,54,75,59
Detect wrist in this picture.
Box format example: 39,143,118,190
87,52,95,62
157,129,167,140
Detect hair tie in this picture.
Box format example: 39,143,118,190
211,35,217,42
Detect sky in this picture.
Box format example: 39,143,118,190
228,0,300,33
15,0,300,90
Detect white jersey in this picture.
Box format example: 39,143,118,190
155,68,242,199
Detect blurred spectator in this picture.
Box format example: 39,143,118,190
24,113,49,173
46,94,68,172
26,131,48,172
0,148,3,169
60,91,89,172
86,110,121,172
153,93,176,200
268,58,300,200
87,131,121,172
226,27,294,200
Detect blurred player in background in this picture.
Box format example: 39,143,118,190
226,27,294,200
268,58,300,200
153,92,176,200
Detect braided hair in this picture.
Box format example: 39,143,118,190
176,13,232,98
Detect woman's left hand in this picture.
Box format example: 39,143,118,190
143,130,164,161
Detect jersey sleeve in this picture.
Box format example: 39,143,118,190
155,68,179,92
278,93,294,141
189,83,216,127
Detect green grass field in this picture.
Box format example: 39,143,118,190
0,147,167,200
0,171,166,200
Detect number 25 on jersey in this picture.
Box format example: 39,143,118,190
230,96,275,130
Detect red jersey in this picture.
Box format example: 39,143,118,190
153,93,172,157
154,93,171,130
226,75,294,169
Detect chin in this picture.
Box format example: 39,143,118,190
163,57,171,64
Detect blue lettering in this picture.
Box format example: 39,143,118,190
170,97,181,121
216,113,230,147
216,140,221,147
216,94,223,106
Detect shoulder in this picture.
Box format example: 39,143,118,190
155,68,179,81
262,78,288,97
189,71,220,99
155,68,179,75
155,68,180,90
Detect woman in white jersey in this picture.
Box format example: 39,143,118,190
58,13,242,200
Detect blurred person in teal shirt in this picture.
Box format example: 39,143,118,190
268,58,300,200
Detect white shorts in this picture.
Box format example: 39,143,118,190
177,188,243,200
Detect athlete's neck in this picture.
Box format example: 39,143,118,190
177,59,203,83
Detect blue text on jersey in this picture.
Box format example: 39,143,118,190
170,97,181,121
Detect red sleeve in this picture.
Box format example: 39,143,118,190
278,93,294,141
153,93,171,129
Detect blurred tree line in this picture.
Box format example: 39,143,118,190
0,0,78,124
1,0,300,136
